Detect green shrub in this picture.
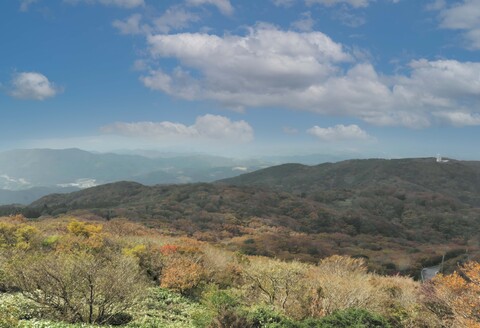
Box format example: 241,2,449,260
317,308,392,328
246,306,287,327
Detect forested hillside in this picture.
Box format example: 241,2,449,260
220,158,480,206
3,157,479,275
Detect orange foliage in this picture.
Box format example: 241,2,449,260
160,256,204,294
433,261,480,327
159,244,178,255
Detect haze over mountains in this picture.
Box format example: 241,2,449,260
0,148,267,204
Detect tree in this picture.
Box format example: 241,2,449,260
243,257,308,318
6,250,147,324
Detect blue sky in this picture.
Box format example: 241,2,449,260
1,0,480,159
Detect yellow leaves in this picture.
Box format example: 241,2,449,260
67,219,103,238
48,219,107,252
0,220,39,250
123,244,147,258
0,222,16,248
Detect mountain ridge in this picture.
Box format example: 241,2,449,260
2,157,479,275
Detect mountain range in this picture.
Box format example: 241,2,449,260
0,148,267,204
3,156,479,275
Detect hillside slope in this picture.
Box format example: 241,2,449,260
219,158,480,206
9,155,480,275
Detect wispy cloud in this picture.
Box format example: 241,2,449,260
291,12,315,31
186,0,234,15
101,114,254,142
112,14,145,35
64,0,144,9
19,0,38,12
307,124,370,141
306,0,370,8
272,0,297,7
153,6,200,33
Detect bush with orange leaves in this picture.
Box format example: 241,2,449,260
160,256,205,294
431,261,480,328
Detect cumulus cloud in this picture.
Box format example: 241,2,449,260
137,24,480,128
143,25,352,106
10,72,60,100
436,0,480,49
101,114,254,142
186,0,234,15
64,0,144,9
307,124,370,141
306,0,371,8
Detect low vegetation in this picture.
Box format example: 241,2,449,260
1,215,479,327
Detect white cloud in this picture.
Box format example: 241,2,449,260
112,14,145,35
291,12,315,31
153,6,200,34
435,111,480,126
307,124,370,141
437,0,480,49
186,0,234,15
143,25,352,107
64,0,144,9
139,25,480,128
113,7,201,35
306,0,371,8
10,72,60,100
19,0,38,12
101,114,254,142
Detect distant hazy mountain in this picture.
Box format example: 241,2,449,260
0,186,79,205
0,148,268,204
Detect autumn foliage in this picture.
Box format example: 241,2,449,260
432,261,480,327
1,215,480,328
